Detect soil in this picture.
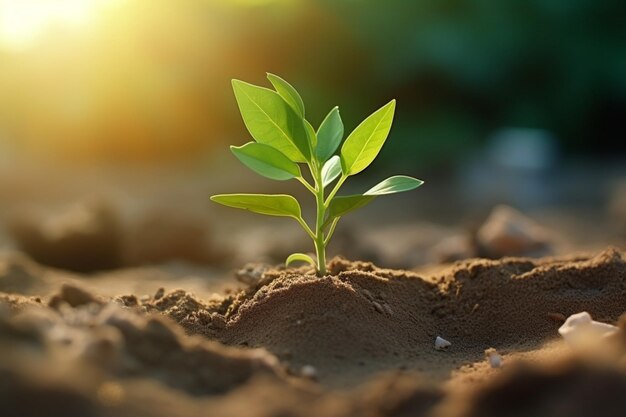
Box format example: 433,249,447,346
1,247,626,416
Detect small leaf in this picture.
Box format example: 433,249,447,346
286,253,316,267
365,175,424,195
321,155,342,187
316,106,343,162
231,142,301,181
232,79,310,162
210,194,301,219
304,119,317,149
324,194,375,227
340,100,396,175
267,73,305,117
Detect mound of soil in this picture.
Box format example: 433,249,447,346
0,288,282,398
2,248,626,417
147,248,626,385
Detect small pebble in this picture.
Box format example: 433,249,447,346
435,336,451,350
154,287,165,300
484,348,502,368
547,312,566,323
301,365,317,379
558,311,619,347
56,284,101,308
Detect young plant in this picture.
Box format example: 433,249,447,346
211,74,423,276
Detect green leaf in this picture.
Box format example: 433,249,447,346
340,100,396,175
232,79,310,162
210,194,301,219
324,194,375,227
267,73,305,117
304,119,317,149
316,106,343,162
321,155,342,187
231,142,301,181
365,175,424,195
285,253,316,267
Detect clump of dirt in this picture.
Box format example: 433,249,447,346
48,282,105,308
8,199,124,272
0,286,283,397
6,198,229,273
442,360,626,417
142,248,625,385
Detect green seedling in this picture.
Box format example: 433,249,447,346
211,74,423,276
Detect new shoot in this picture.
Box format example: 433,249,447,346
211,74,423,276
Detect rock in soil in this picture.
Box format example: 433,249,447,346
476,205,553,258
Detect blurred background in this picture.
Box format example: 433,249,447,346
0,0,625,276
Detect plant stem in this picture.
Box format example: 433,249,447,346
313,164,327,276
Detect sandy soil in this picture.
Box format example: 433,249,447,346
1,247,626,416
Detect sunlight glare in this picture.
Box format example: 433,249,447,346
0,0,113,50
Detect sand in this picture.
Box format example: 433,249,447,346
141,248,626,386
1,247,626,416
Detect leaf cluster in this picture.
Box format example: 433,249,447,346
211,74,423,275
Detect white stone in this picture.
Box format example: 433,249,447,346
558,312,619,347
301,365,317,379
485,349,502,368
434,336,451,350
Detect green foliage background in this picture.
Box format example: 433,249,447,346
222,0,626,169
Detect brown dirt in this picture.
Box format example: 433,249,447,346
1,247,626,417
145,248,626,386
437,359,626,417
